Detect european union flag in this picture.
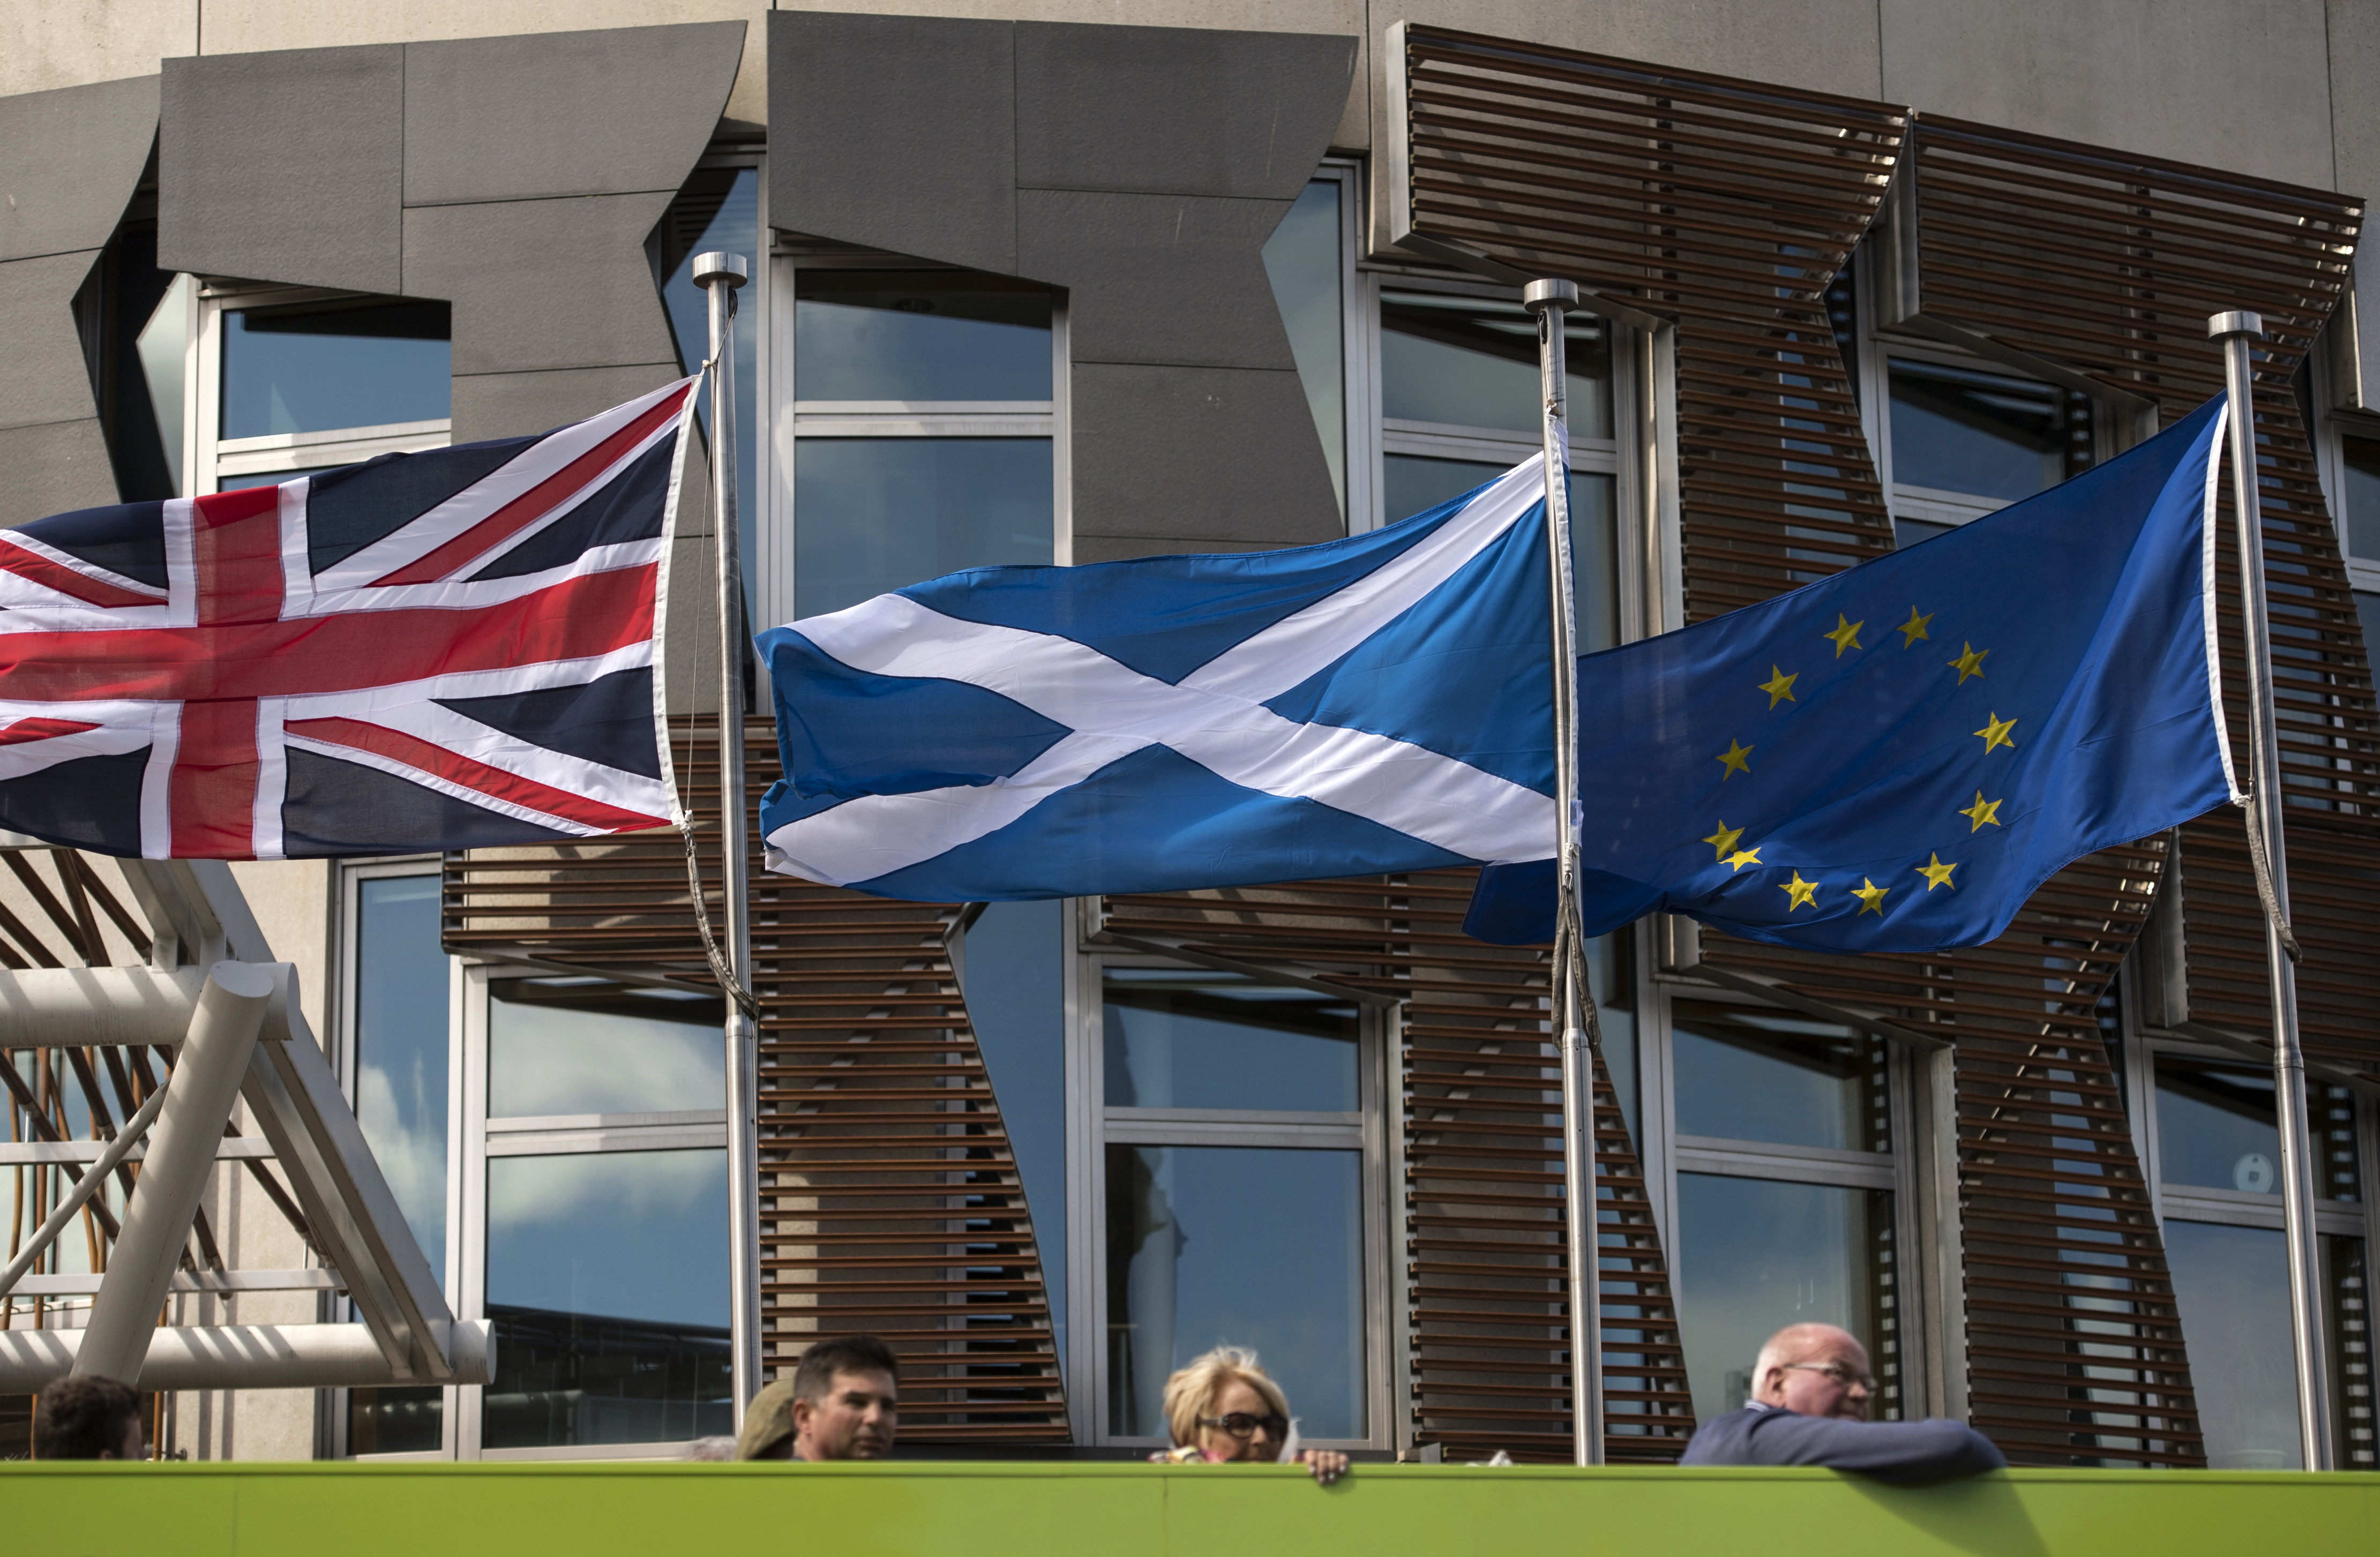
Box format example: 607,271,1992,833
1465,395,2239,950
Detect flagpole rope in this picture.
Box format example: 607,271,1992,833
2240,785,2306,964
676,347,761,1021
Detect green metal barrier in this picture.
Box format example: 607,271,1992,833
8,1461,2377,1555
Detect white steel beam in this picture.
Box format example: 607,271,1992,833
0,1321,492,1393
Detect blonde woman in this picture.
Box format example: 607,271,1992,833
1149,1346,1349,1486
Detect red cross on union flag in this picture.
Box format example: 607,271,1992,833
0,378,698,859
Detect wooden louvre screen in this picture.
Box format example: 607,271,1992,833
443,720,1068,1442
1391,23,1904,621
1101,875,1694,1464
1908,117,2379,1090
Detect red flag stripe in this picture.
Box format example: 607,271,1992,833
0,564,658,703
189,485,287,625
368,384,691,588
0,540,169,609
169,698,261,857
0,716,102,748
285,715,668,833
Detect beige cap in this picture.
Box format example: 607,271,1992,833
736,1380,800,1461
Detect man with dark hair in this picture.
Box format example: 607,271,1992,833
1680,1323,2004,1482
783,1335,898,1462
34,1376,146,1461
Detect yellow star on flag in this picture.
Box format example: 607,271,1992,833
1717,738,1754,779
1758,665,1799,709
1896,607,1933,647
1823,613,1865,657
1917,853,1957,892
1724,848,1763,872
1703,820,1745,859
1959,791,2003,832
1781,872,1819,911
1948,642,1989,684
1853,878,1889,916
1974,712,2017,753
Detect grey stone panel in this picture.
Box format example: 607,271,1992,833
1017,189,1295,370
402,194,680,377
1015,23,1355,201
0,418,117,529
0,74,159,263
0,250,103,432
660,525,723,714
158,46,403,295
766,11,1015,275
402,23,746,207
1068,363,1339,551
451,363,684,446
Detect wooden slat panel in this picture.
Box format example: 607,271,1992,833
444,720,1068,1441
1393,24,1905,624
1103,872,1694,1464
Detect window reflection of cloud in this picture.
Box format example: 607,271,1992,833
488,1150,719,1229
489,1001,723,1118
357,1064,446,1265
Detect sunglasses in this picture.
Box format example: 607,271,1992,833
1199,1411,1289,1440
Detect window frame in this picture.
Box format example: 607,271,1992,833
188,282,453,498
1636,950,1928,1420
1067,943,1394,1453
328,857,465,1463
762,238,1069,631
1357,268,1631,533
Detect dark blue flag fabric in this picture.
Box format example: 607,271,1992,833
1464,395,2239,950
756,459,1562,901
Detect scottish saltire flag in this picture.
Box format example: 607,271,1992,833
1464,395,2239,949
0,378,697,858
757,460,1562,899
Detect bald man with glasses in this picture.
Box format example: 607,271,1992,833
1680,1323,2005,1481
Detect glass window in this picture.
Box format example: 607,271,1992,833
795,270,1052,401
1671,1001,1890,1152
2340,433,2380,564
214,465,347,492
1262,178,1346,517
1886,356,2092,503
482,1149,731,1449
1383,460,1621,654
1675,1174,1896,1422
657,166,761,587
2154,1058,2361,1201
1104,1143,1366,1440
2165,1219,2301,1468
2327,1236,2375,1468
488,981,724,1119
1103,969,1359,1113
346,872,451,1456
221,298,451,439
960,900,1071,1376
792,438,1053,618
135,272,194,497
1380,291,1612,439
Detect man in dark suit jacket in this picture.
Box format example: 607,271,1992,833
1680,1322,2005,1483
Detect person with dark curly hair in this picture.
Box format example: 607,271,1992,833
34,1375,146,1461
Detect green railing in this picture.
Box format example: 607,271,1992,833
8,1460,2377,1555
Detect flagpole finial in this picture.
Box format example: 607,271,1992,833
1523,277,1578,315
2208,309,2264,341
693,251,750,290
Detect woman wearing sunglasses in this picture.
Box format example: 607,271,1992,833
1150,1346,1349,1485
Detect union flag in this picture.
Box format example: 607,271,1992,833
0,378,697,859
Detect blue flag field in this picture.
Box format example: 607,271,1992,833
1467,394,2239,948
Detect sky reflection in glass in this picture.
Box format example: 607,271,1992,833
221,300,450,438
796,271,1051,402
793,438,1051,617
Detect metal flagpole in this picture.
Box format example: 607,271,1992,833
2207,309,2332,1469
695,251,763,1424
1525,276,1605,1467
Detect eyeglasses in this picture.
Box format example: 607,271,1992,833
1780,1361,1876,1391
1199,1411,1289,1440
